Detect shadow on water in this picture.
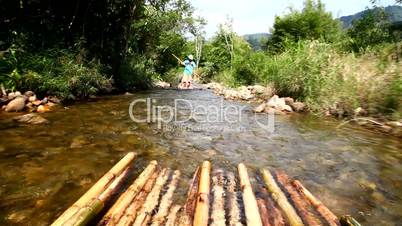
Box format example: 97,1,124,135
0,89,401,225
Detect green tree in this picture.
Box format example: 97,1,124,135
347,7,392,52
266,0,343,53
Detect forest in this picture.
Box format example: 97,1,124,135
1,0,401,119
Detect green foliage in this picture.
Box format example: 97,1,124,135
21,50,112,100
0,0,201,95
347,7,392,52
267,0,343,53
116,55,154,90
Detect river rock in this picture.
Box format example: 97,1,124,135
37,105,50,113
48,96,61,104
13,113,49,124
5,96,26,112
254,103,266,113
267,95,292,112
284,97,294,106
290,102,307,112
248,85,266,95
154,81,171,88
70,136,90,148
238,86,254,100
28,95,37,102
24,91,35,97
32,100,42,106
223,89,239,100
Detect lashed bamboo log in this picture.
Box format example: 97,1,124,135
339,215,361,226
193,161,211,226
238,163,263,226
165,205,182,226
276,171,322,226
132,168,170,226
261,168,304,226
210,170,226,226
259,188,285,226
292,180,340,226
226,172,242,226
257,198,272,226
63,167,132,226
51,152,136,226
150,170,181,226
115,171,159,226
177,166,201,226
98,160,158,226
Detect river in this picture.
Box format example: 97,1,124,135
0,89,401,225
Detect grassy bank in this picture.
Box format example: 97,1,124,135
210,40,401,120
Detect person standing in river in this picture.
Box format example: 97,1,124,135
178,54,196,89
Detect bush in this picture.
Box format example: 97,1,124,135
13,49,112,100
115,55,155,90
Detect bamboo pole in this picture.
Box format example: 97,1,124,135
115,171,159,226
98,160,158,226
210,169,226,226
292,180,340,226
276,171,322,226
261,168,304,226
150,170,181,226
177,166,201,226
193,161,211,226
51,152,136,226
132,168,170,226
165,205,182,226
63,167,132,226
238,163,263,226
226,172,242,226
257,199,272,226
259,188,286,226
339,215,361,226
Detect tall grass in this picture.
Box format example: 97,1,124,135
213,40,402,119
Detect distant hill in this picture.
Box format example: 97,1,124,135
339,5,402,28
243,33,271,50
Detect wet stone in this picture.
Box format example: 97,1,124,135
70,136,90,148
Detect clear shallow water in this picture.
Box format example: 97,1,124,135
0,89,401,225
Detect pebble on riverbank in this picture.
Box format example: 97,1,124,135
1,90,59,114
206,82,401,137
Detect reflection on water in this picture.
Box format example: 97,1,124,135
0,89,401,225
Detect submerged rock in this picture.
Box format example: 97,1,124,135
254,103,266,113
5,96,26,112
13,113,49,125
70,136,90,148
37,105,51,113
154,81,171,88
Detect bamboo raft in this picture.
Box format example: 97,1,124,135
51,152,360,226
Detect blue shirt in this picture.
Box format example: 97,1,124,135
184,60,196,75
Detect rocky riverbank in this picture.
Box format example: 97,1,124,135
204,82,402,137
0,90,60,124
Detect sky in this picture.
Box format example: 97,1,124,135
190,0,396,37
